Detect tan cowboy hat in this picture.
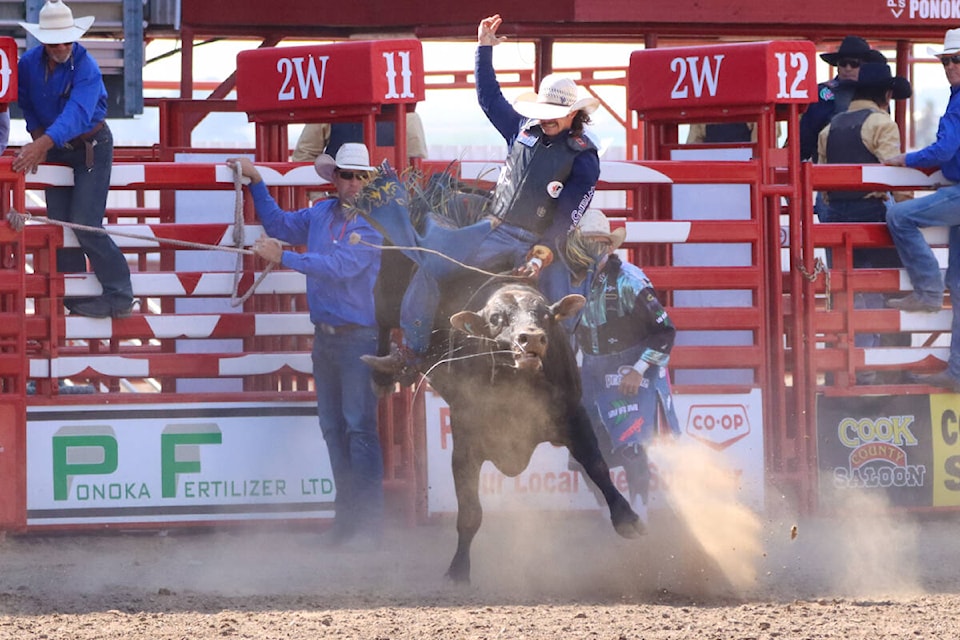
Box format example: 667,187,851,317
20,0,94,45
928,28,960,57
513,74,600,121
314,142,376,182
579,208,625,251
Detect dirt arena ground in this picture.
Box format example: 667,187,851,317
2,443,959,639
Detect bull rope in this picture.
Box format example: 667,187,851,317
348,234,529,281
4,164,275,307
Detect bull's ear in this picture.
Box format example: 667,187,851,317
450,310,489,336
551,294,586,321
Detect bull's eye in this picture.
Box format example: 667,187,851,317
488,312,506,333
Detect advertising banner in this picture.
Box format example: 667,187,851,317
817,394,938,507
26,402,332,526
425,389,765,514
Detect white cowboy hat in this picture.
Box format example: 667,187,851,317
20,0,94,45
928,27,960,57
314,142,376,182
578,208,625,251
513,74,600,121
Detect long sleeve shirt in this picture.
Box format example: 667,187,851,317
17,43,108,147
475,45,600,246
799,77,855,162
250,181,382,327
818,99,911,202
905,84,960,182
576,255,675,369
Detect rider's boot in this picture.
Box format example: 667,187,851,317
361,339,422,387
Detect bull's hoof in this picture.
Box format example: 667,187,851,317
611,498,646,539
445,556,471,585
444,567,471,585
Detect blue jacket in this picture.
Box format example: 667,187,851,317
17,43,108,146
906,84,960,182
798,77,855,162
475,45,600,247
250,181,382,327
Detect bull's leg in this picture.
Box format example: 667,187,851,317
565,404,645,538
446,442,483,584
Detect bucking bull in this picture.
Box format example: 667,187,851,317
353,165,644,584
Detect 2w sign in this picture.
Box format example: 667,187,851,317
236,39,424,121
628,40,817,112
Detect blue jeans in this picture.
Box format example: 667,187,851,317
312,325,383,532
947,226,960,378
885,185,960,305
45,125,133,305
400,222,538,353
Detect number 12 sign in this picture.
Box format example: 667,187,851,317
628,40,817,113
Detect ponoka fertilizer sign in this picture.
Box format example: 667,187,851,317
25,402,333,526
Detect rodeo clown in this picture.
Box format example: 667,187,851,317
558,209,680,526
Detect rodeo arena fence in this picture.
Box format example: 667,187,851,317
0,36,955,534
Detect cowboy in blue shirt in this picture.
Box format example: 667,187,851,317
228,145,385,549
884,28,960,392
13,0,133,319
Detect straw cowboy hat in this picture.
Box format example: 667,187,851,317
578,208,625,251
314,143,377,182
820,35,887,65
19,0,94,45
854,62,912,100
513,74,600,121
928,28,960,57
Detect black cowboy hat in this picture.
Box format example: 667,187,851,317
855,62,912,100
820,35,888,65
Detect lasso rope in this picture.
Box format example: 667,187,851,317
4,163,274,306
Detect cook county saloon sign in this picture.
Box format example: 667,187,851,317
628,40,817,115
235,39,424,122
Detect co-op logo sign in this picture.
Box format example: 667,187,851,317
887,0,960,19
684,404,751,450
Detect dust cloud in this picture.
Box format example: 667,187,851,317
648,438,764,592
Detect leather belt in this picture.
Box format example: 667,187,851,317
316,322,364,336
63,122,106,170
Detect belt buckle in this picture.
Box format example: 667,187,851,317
319,323,336,335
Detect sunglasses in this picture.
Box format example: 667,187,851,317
837,58,862,69
941,54,960,66
335,170,370,181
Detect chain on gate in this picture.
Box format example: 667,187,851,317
796,256,831,311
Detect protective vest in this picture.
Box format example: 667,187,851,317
491,125,597,235
826,109,878,202
704,122,752,143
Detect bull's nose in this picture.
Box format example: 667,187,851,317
518,331,547,350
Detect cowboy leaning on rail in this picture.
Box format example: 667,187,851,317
13,0,134,319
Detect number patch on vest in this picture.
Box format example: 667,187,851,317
546,181,563,198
